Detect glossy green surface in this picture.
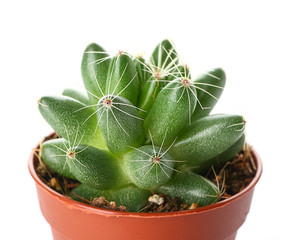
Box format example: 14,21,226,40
97,95,144,154
41,138,127,190
38,96,105,149
111,185,151,212
41,138,77,180
191,68,226,122
70,184,151,212
144,81,197,147
124,145,174,190
70,184,110,201
106,53,139,105
69,144,128,190
156,173,219,206
81,43,110,103
62,88,91,106
150,39,178,68
170,114,245,169
137,76,163,118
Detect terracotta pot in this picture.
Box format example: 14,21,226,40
28,138,262,240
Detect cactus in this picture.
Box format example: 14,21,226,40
38,39,245,212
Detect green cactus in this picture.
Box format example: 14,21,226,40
38,40,245,212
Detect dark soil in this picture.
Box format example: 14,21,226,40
34,134,256,213
205,145,257,200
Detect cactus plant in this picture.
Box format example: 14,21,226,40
38,39,245,212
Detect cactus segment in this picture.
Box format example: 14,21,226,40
70,184,151,212
106,53,139,105
41,138,126,190
97,95,144,154
41,138,77,180
144,80,197,148
62,88,91,106
150,39,178,70
81,43,110,103
38,96,106,149
70,184,110,201
137,40,180,117
209,134,245,168
111,185,151,212
167,64,191,81
156,173,220,206
185,134,245,174
69,144,128,190
170,114,245,169
137,75,164,118
125,145,176,190
191,68,226,122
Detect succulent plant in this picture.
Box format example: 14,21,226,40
38,39,245,212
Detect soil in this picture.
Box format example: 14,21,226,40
34,134,256,213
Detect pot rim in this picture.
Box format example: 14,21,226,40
28,137,262,218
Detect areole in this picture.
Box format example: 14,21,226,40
29,137,262,240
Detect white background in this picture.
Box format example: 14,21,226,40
1,0,291,239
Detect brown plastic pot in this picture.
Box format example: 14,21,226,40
29,138,262,240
